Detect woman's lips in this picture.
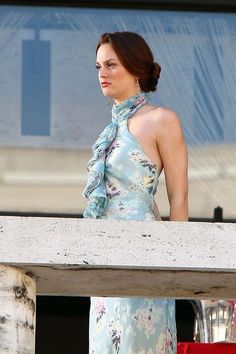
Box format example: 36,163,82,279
101,82,111,88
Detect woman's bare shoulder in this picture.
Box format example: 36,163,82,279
146,105,182,132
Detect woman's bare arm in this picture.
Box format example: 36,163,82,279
155,108,188,221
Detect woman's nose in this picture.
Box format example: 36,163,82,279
99,66,108,78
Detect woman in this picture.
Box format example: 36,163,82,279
83,31,188,354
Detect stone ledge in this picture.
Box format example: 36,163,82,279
0,216,236,298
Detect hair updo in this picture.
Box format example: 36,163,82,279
96,31,161,93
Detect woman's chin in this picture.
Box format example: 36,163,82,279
101,87,114,97
102,91,110,97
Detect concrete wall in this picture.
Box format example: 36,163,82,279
0,145,236,218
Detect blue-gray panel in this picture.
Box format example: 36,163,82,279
193,44,224,144
21,33,51,136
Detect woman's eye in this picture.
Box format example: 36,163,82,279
95,64,101,70
108,63,116,68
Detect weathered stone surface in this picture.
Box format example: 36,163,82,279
0,265,36,354
0,216,236,298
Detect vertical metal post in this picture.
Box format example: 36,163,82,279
0,265,36,354
213,206,223,222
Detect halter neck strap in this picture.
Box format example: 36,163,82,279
112,92,147,124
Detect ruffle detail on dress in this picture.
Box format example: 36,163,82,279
82,92,147,218
83,196,107,218
82,171,103,199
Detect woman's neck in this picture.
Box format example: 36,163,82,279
113,90,141,105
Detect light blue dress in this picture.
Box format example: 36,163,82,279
89,117,177,354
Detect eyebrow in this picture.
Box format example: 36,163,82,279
96,58,117,64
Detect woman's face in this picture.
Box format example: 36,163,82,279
96,43,139,104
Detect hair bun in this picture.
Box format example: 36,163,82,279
151,62,161,81
140,62,161,92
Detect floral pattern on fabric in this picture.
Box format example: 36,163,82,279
94,298,106,332
134,302,159,339
106,177,122,199
129,149,157,174
89,112,176,353
109,320,122,353
156,327,175,354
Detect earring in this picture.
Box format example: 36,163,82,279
136,79,141,93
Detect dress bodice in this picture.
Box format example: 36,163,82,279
100,118,159,220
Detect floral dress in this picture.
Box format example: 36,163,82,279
89,118,176,354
